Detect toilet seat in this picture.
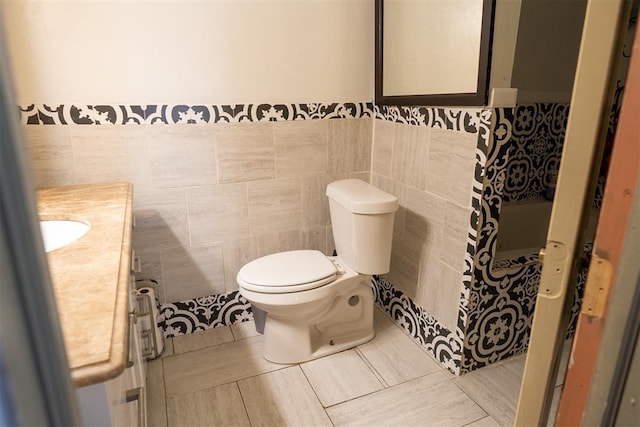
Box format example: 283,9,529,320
237,250,338,294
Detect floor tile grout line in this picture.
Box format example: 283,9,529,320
354,347,389,388
163,363,294,400
233,380,254,427
321,370,447,411
162,328,260,358
160,358,171,427
373,307,448,370
462,415,496,427
297,364,336,425
448,377,496,425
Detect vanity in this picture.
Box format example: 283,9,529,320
37,182,146,426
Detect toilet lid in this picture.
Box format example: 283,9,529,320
237,250,337,293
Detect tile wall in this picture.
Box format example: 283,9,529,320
371,119,477,333
22,103,373,303
368,106,491,374
22,102,496,375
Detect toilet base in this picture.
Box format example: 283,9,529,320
259,276,375,364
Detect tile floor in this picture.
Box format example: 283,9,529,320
146,309,569,427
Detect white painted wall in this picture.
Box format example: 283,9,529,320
511,0,587,103
2,0,374,104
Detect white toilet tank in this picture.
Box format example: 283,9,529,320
326,179,398,274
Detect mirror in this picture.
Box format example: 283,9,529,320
375,0,494,106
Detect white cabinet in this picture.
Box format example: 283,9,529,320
76,265,147,426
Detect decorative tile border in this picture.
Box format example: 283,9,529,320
19,102,376,125
375,105,481,133
160,290,252,338
455,108,493,357
20,102,485,136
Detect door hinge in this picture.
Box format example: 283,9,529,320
581,254,613,319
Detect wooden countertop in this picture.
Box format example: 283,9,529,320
37,182,133,387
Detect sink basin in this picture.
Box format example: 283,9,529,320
40,220,90,253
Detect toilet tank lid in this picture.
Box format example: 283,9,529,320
326,179,399,214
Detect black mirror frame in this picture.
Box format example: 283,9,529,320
375,0,495,107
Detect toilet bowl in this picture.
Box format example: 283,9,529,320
237,179,398,364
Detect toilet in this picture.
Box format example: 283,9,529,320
237,179,398,364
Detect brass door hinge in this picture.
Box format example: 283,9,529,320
581,254,613,319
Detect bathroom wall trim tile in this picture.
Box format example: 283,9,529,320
160,290,252,338
374,104,481,133
19,103,486,134
19,102,376,125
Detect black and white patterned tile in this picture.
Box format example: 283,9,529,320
502,103,568,202
20,102,376,125
160,290,252,338
460,107,591,373
374,105,481,133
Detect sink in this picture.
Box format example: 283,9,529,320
40,220,90,253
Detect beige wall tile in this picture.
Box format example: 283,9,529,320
166,382,250,427
161,243,225,302
172,326,234,354
277,226,327,254
302,173,348,227
386,240,420,298
442,201,472,272
301,349,383,407
326,225,336,255
372,173,407,233
391,123,430,190
328,118,372,173
405,187,445,245
23,125,76,188
274,120,328,178
372,119,394,177
133,248,166,302
425,127,477,208
222,234,277,292
186,183,249,245
238,367,332,427
133,188,189,250
349,171,370,182
415,245,443,314
302,174,330,227
247,178,302,235
146,359,168,427
358,310,441,386
72,125,152,192
214,122,274,184
163,335,282,397
419,262,462,333
327,371,486,426
149,124,217,189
